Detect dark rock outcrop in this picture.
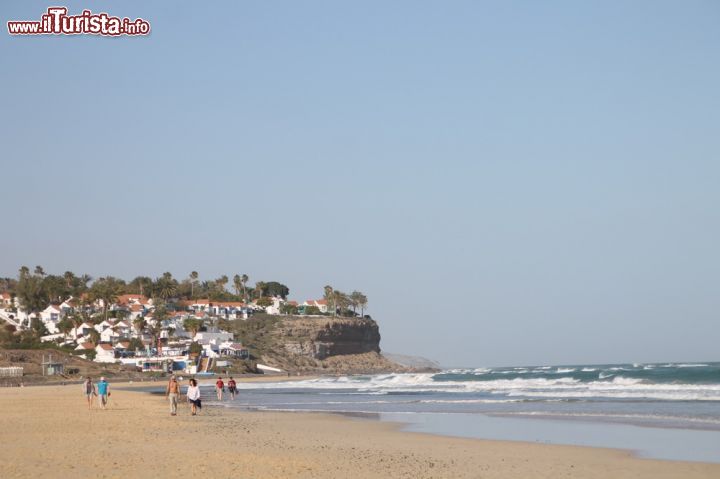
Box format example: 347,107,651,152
274,317,380,360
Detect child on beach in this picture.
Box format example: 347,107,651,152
215,377,224,401
97,377,110,410
83,377,96,410
227,377,237,400
186,378,201,416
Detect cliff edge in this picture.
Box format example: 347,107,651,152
220,315,425,374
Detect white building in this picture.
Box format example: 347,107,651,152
95,343,116,363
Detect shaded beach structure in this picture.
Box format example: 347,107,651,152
41,354,64,376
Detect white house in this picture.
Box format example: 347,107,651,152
39,305,64,333
194,331,233,346
95,343,116,363
100,327,120,344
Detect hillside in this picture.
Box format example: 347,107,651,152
0,349,145,385
220,315,425,374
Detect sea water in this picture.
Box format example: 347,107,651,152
211,362,720,463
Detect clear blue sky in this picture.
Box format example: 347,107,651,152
2,1,718,367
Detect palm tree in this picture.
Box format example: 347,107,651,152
90,277,120,321
350,291,364,316
155,273,178,300
332,290,349,316
358,293,368,317
254,281,266,300
63,271,75,289
133,317,146,337
34,265,45,278
323,285,334,315
241,274,249,301
216,275,229,293
233,274,242,298
189,271,199,299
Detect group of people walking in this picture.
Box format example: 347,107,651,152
165,376,203,416
82,375,238,416
83,376,110,410
166,375,237,416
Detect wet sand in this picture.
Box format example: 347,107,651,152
0,383,718,478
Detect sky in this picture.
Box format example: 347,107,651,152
1,1,719,367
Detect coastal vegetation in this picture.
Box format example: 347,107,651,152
1,266,368,318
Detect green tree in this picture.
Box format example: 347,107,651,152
189,341,203,356
129,276,153,296
323,285,334,315
333,290,350,316
254,281,267,300
88,328,100,347
16,266,46,324
233,274,242,297
241,274,249,302
90,277,122,321
358,293,368,317
183,317,201,339
280,303,298,315
256,297,273,308
133,317,146,337
63,271,76,289
154,272,178,300
216,275,229,293
350,291,367,317
261,281,290,299
56,317,73,340
189,271,199,299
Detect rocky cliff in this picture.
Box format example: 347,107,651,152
221,315,419,374
273,317,380,359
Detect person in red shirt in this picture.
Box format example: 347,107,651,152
227,377,237,400
215,377,224,401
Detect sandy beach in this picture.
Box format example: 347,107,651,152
0,382,718,478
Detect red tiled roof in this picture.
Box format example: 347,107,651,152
79,342,94,349
97,343,113,351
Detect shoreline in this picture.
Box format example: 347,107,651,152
135,377,720,463
1,383,718,478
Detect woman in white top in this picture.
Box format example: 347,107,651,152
186,378,202,416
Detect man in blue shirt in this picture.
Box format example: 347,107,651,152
97,377,110,410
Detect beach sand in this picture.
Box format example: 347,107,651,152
0,383,717,478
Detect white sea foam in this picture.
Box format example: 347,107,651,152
238,372,720,401
581,368,597,372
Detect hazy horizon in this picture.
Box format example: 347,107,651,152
2,1,718,367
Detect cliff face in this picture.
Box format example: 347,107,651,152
273,317,381,360
222,315,423,374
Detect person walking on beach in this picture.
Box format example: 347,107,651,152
227,377,237,400
186,378,202,416
83,377,97,410
215,377,224,401
166,376,181,416
97,377,110,410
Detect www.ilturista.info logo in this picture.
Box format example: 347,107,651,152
7,7,150,36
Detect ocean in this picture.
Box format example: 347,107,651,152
213,362,720,463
